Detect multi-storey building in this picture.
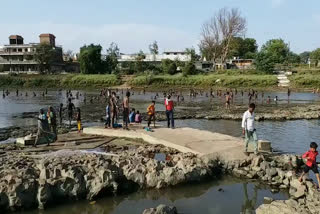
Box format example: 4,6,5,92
0,34,64,73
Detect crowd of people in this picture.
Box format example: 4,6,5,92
104,89,175,129
3,87,320,189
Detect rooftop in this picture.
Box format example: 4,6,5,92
39,33,56,38
9,35,23,40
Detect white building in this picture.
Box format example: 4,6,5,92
118,51,191,62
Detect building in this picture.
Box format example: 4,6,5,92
229,59,254,69
118,51,191,62
0,34,64,73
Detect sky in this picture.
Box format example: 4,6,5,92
0,0,319,54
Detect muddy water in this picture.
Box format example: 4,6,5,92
18,177,288,214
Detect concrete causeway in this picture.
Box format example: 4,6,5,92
83,125,249,161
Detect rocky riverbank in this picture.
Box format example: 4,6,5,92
223,154,320,213
1,133,320,213
0,143,220,212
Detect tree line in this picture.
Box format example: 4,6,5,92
199,7,320,73
32,7,320,75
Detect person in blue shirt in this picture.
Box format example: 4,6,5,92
129,108,136,123
105,102,111,128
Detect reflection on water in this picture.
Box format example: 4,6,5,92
168,119,320,154
19,177,288,214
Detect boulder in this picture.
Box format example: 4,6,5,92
142,204,178,214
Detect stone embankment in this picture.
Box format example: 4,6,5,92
0,144,219,212
1,141,320,213
224,154,320,213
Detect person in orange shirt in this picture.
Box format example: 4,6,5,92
147,101,156,128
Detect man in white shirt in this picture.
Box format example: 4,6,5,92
242,103,258,155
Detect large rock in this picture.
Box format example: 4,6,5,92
142,204,178,214
256,200,308,214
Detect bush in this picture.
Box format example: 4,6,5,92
182,62,197,75
129,73,277,88
161,59,178,75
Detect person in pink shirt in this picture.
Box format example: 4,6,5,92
165,95,174,128
135,111,142,123
299,142,320,189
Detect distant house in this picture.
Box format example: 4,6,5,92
118,51,191,62
0,34,64,73
229,59,254,69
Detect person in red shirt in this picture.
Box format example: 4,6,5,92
299,142,320,188
165,95,175,128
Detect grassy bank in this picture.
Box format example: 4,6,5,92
129,73,278,89
0,74,121,89
289,69,320,88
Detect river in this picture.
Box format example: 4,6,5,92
2,89,320,213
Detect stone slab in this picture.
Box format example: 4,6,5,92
83,126,265,162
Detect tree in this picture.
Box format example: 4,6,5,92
79,44,104,74
182,62,197,75
161,59,177,75
255,39,290,73
228,37,258,59
300,51,310,64
134,50,147,72
310,48,320,67
105,42,120,73
185,48,200,62
149,41,159,55
199,8,247,64
34,43,57,73
64,50,74,62
287,52,301,64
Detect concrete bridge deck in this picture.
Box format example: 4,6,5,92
83,125,250,161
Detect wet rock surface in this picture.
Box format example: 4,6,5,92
0,143,219,212
142,204,178,214
222,154,320,214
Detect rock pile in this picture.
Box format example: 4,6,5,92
221,154,320,213
142,204,178,214
0,144,219,212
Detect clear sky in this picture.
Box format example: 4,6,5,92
0,0,319,54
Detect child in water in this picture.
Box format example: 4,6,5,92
76,108,81,133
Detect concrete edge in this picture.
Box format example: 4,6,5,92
83,127,201,155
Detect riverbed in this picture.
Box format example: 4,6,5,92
1,89,320,213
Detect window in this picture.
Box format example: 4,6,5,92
18,49,22,52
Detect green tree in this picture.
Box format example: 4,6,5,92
182,62,197,75
310,48,320,66
34,43,57,73
185,48,200,62
79,44,104,74
228,37,257,59
105,42,120,73
287,52,301,64
255,39,290,73
300,51,310,64
149,41,159,55
162,59,177,75
134,50,147,73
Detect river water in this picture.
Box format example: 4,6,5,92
19,177,288,214
3,89,320,213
